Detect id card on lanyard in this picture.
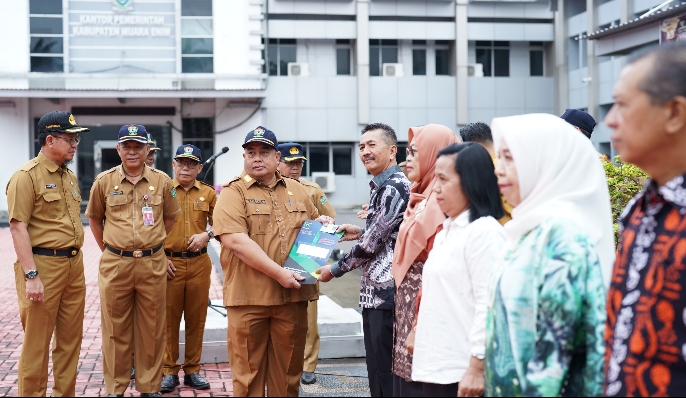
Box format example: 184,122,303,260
142,193,154,226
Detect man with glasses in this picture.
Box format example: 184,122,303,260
276,142,336,385
86,124,180,397
160,144,216,393
6,111,89,396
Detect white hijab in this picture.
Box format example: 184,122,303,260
491,113,615,288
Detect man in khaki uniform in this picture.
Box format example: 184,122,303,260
160,144,216,393
86,124,180,397
7,111,89,397
146,134,161,168
214,127,334,396
276,142,336,385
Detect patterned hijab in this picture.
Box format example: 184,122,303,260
392,124,459,287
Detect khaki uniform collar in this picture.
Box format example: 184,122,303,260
38,151,63,173
240,170,287,189
172,178,201,190
117,164,151,183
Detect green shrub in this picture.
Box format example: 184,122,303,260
603,156,649,245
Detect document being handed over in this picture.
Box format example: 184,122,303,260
283,219,344,284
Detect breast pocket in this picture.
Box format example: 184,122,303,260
193,201,210,228
41,192,64,219
106,195,130,220
150,195,163,222
246,204,271,235
287,201,308,229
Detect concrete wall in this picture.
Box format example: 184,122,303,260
1,0,30,76
0,98,30,215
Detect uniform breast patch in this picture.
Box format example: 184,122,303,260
246,199,267,204
319,195,327,205
110,191,124,196
45,184,57,189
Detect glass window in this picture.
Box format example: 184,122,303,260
182,38,213,55
381,47,398,65
493,49,509,76
182,118,214,139
30,37,63,54
268,43,278,76
476,48,491,77
181,57,213,73
31,56,63,72
336,48,351,75
333,147,352,175
530,50,544,76
396,143,408,163
181,0,213,16
370,46,380,76
181,19,213,36
412,49,426,76
279,44,296,76
30,17,63,34
370,40,398,76
30,0,62,14
308,147,329,173
412,40,427,45
336,39,351,45
436,49,450,76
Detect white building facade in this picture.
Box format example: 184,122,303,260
0,0,675,216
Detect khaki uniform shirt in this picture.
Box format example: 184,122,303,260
6,152,84,249
299,178,336,218
164,179,217,253
214,171,320,306
85,165,181,250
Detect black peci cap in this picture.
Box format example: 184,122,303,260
174,144,202,163
242,126,278,150
560,109,596,138
38,111,89,134
277,142,307,162
118,124,149,144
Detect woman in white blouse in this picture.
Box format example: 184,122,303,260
410,142,506,397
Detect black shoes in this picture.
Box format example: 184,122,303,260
184,373,211,390
301,371,316,385
140,393,161,397
130,366,135,379
160,374,180,393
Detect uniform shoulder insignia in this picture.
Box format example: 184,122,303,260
18,159,39,172
151,168,172,179
199,180,214,188
223,175,242,187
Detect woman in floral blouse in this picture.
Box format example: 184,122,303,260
485,114,615,397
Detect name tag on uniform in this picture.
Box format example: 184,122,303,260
142,206,154,226
109,191,124,196
45,184,57,189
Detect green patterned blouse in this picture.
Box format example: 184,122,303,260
485,218,606,397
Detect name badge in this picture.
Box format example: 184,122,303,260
109,191,124,196
142,207,154,226
45,184,57,189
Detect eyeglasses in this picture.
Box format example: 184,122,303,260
281,160,304,167
406,146,417,158
53,135,81,146
176,160,200,169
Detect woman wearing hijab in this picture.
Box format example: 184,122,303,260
391,124,458,396
410,143,505,397
485,113,614,397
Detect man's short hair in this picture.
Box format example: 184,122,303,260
361,123,397,147
628,42,686,104
459,122,493,145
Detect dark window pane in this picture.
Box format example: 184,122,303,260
30,37,63,54
494,49,509,76
181,57,213,73
412,40,426,45
268,38,278,44
309,147,329,173
181,0,213,16
396,144,407,163
336,48,351,75
369,39,380,46
435,40,450,45
530,50,544,76
530,41,543,46
381,39,398,46
279,45,296,76
333,147,352,175
182,118,214,139
268,44,278,75
30,0,62,14
381,47,397,64
494,41,509,47
370,46,380,76
336,39,350,44
476,48,491,77
182,38,213,54
30,17,62,34
475,41,492,47
436,49,450,76
280,39,296,45
31,56,63,72
412,49,426,76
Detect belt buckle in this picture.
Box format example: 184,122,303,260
133,250,143,258
181,252,190,259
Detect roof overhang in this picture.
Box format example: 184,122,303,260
0,89,266,99
583,2,686,40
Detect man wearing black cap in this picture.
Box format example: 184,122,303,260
213,126,334,396
276,142,336,385
6,111,89,396
560,108,597,139
86,124,181,397
161,144,216,393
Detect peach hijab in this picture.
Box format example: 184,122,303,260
392,124,459,287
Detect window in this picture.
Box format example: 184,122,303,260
29,0,63,73
396,143,408,164
182,118,215,182
370,40,398,76
266,39,296,76
336,39,352,75
412,40,426,76
529,42,544,76
435,40,451,76
301,143,354,176
181,0,213,73
475,41,509,77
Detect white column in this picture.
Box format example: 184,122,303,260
620,0,632,24
456,0,468,126
554,0,569,115
0,98,30,216
586,0,598,120
357,0,370,125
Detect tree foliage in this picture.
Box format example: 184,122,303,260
602,156,649,245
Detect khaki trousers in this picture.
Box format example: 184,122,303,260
99,249,166,394
163,254,212,375
226,301,308,397
303,299,320,373
13,252,85,397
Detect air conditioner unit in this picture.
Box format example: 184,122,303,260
311,172,336,193
468,63,484,77
287,62,310,77
382,63,404,77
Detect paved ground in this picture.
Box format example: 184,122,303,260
0,221,370,397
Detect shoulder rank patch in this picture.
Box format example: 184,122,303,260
319,195,327,205
244,175,253,182
171,187,177,198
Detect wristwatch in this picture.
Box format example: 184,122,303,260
207,230,214,240
473,353,485,360
25,270,39,279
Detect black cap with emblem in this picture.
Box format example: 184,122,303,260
37,111,90,134
242,126,278,150
277,142,307,162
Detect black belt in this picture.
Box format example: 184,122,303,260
165,248,207,259
32,247,80,258
106,243,164,258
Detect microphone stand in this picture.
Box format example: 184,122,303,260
202,159,216,184
208,299,227,317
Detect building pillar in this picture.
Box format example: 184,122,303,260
356,0,370,125
620,0,632,24
586,0,598,120
456,0,468,126
554,0,569,115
